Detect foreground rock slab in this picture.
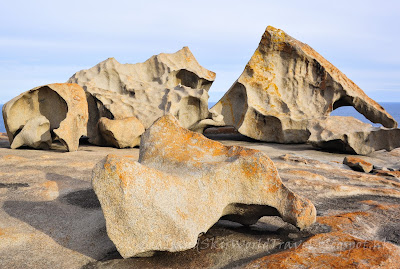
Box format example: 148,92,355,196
308,116,400,155
245,231,400,268
92,115,316,258
68,47,222,145
211,26,397,143
2,83,88,151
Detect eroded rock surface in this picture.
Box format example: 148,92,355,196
308,116,400,155
211,26,397,143
97,117,145,148
92,115,316,258
10,116,51,149
2,83,88,151
68,47,222,145
245,231,400,268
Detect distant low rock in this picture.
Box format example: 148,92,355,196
92,115,316,258
68,47,223,146
10,116,51,150
308,116,400,155
343,156,373,173
211,26,397,143
2,83,88,151
98,117,145,148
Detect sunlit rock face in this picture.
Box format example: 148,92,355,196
211,26,397,143
92,115,316,258
68,47,222,145
2,83,88,151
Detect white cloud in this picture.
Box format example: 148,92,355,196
0,0,399,103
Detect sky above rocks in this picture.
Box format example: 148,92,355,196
1,0,399,103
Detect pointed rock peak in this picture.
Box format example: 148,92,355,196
212,25,397,144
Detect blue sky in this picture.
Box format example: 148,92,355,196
1,0,399,103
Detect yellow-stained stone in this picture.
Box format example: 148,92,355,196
92,115,316,258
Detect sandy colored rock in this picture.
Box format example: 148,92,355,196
98,117,145,148
374,170,400,179
245,231,400,269
68,47,222,145
92,115,316,258
211,26,397,143
10,116,51,149
344,156,373,173
2,83,88,151
308,116,400,155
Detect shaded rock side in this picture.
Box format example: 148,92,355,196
308,116,400,155
92,115,316,258
344,156,373,173
2,83,88,151
211,26,397,143
98,117,145,148
245,232,400,269
68,47,222,145
10,116,51,149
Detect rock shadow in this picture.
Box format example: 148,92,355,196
3,185,115,260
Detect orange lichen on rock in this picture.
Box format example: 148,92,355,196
92,115,316,258
245,232,400,269
317,212,371,233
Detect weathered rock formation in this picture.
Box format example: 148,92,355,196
343,156,373,173
10,116,51,149
98,117,145,148
68,47,222,145
211,26,397,143
2,83,88,151
308,116,400,155
92,115,316,258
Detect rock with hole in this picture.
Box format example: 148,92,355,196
2,83,88,151
92,115,316,258
211,26,397,143
68,47,223,145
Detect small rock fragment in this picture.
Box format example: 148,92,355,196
10,116,51,149
343,156,373,173
98,117,145,148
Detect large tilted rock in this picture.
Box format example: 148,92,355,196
68,47,222,145
92,115,316,258
211,26,397,143
308,116,400,155
97,117,145,148
10,116,51,149
2,83,88,151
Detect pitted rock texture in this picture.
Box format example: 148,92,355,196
308,116,400,155
245,231,400,269
68,47,222,145
10,116,51,150
98,117,145,148
92,115,316,258
344,156,373,173
211,26,397,143
2,83,88,151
